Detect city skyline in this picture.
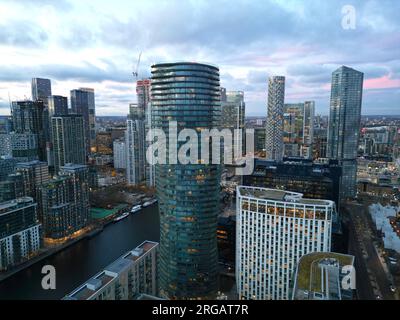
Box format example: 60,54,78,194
0,0,399,116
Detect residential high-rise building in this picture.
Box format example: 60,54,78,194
48,95,68,117
64,241,159,300
51,115,86,174
265,76,285,161
39,165,89,240
11,100,47,161
236,186,334,300
113,138,126,169
136,79,151,111
327,66,363,199
70,88,96,154
31,78,51,103
126,104,145,185
0,197,41,271
283,101,315,159
313,127,328,159
15,160,49,221
59,164,90,230
221,90,246,158
151,62,221,299
291,252,355,300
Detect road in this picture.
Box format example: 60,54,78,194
346,202,396,300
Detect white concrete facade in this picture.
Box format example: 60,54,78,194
236,186,333,300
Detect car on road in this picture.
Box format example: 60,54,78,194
376,295,382,300
390,285,396,293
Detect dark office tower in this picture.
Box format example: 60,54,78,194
151,62,221,299
11,100,47,161
31,78,51,103
265,76,285,161
70,88,96,154
59,164,90,231
51,115,86,174
327,66,363,199
48,95,68,117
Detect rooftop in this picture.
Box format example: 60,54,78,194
65,240,158,300
294,252,354,297
238,186,333,207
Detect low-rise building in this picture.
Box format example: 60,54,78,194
64,241,159,300
291,252,355,300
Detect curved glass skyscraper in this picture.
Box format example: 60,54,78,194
151,62,221,299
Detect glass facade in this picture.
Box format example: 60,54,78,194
327,66,363,198
151,62,221,299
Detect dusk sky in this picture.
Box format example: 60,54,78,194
0,0,399,116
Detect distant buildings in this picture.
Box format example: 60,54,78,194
327,66,363,199
70,88,96,154
221,90,246,158
64,241,159,300
236,186,334,300
39,164,90,240
243,158,342,210
0,197,41,271
51,115,86,173
31,78,51,103
15,160,49,218
152,62,221,299
291,252,355,300
11,100,47,161
113,138,126,169
265,76,285,161
48,95,68,118
283,101,315,158
126,103,145,185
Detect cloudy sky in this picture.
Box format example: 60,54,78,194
0,0,399,116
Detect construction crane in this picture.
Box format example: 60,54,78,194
132,52,142,80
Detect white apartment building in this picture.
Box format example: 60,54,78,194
0,197,41,271
65,241,159,300
236,186,334,300
113,139,126,169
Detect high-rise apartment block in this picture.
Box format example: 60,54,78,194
11,100,47,161
327,66,363,199
126,103,145,185
0,197,41,271
51,115,86,174
113,138,126,169
70,88,96,154
48,95,68,117
31,78,51,103
265,76,285,161
152,62,221,299
236,186,333,300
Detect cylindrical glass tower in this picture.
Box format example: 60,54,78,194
151,62,221,299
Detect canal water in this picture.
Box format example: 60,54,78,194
0,205,160,300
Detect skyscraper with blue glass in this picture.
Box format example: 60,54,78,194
327,66,363,199
151,62,221,299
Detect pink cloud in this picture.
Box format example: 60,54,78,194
364,75,400,90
